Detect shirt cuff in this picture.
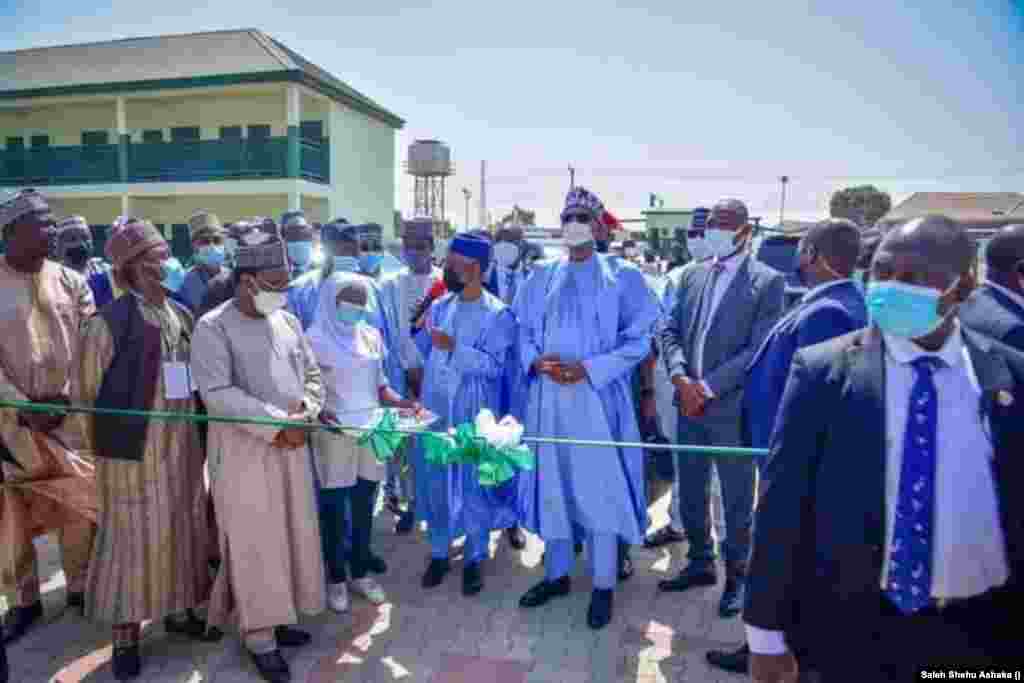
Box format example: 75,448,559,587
700,380,716,398
745,625,788,655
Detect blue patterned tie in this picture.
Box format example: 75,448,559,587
885,356,942,614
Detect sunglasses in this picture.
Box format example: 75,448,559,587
563,213,591,224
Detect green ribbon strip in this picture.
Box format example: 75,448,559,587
354,409,407,464
0,399,766,459
421,422,536,487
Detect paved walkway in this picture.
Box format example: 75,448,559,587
5,493,746,683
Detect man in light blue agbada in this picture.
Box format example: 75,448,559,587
180,210,228,313
281,210,317,279
515,187,660,630
415,234,519,597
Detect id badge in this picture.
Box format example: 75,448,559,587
163,362,191,400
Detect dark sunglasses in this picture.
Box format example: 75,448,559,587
562,213,591,224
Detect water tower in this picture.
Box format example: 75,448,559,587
406,140,454,237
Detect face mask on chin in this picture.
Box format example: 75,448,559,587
563,220,594,248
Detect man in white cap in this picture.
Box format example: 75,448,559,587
0,189,98,643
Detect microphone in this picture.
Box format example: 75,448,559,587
410,278,447,334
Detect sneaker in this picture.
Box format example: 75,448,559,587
349,577,387,605
327,581,349,613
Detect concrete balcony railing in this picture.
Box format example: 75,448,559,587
0,137,330,187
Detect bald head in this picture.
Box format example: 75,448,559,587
984,223,1024,283
804,218,861,277
873,215,974,285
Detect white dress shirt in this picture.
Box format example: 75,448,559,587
692,253,746,394
397,270,436,371
746,324,1009,655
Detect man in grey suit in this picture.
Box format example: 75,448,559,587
658,199,785,618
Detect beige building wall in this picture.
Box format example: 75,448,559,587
47,196,123,223
125,90,288,141
130,194,291,227
0,100,118,147
328,100,396,237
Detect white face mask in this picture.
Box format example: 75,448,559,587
687,236,711,261
563,220,594,247
493,241,520,269
253,288,288,316
704,228,736,259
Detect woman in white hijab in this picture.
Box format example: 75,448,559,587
307,272,423,613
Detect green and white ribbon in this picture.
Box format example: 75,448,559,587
422,410,536,487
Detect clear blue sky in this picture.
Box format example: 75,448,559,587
3,0,1022,225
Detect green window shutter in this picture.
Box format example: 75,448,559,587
82,130,110,146
247,124,270,140
170,224,192,264
170,127,200,142
142,129,164,143
6,137,24,150
220,126,242,140
30,135,50,148
300,120,323,141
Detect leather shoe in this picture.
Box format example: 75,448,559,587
67,591,85,616
365,553,387,574
719,575,746,618
706,643,749,674
519,576,571,608
422,558,450,588
273,626,311,648
395,510,415,535
643,525,685,548
112,642,142,681
587,589,614,630
1,632,8,683
2,601,42,644
165,611,224,642
251,649,290,683
505,525,527,550
462,562,483,596
658,565,717,593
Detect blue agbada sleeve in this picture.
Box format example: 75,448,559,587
512,268,546,378
451,307,516,381
581,268,660,392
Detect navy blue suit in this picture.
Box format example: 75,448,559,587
959,283,1024,353
743,280,867,456
744,327,1024,677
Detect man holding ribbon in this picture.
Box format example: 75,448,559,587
514,187,660,629
0,189,98,644
192,221,325,683
415,233,519,596
78,216,218,680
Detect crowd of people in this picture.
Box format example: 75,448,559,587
0,184,1020,683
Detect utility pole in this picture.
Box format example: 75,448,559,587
779,175,789,226
568,165,576,190
462,187,472,230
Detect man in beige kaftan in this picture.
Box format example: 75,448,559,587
0,189,97,643
192,221,325,683
77,218,218,681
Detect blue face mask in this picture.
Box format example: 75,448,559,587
332,255,360,273
359,253,383,274
704,229,735,259
337,302,367,325
288,241,313,268
194,245,225,268
160,258,186,293
866,280,952,339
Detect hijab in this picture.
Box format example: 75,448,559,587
306,272,383,370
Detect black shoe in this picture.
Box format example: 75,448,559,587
251,649,290,683
365,553,388,574
273,626,311,648
519,576,571,608
658,565,717,593
587,589,614,630
1,634,7,683
505,525,527,550
719,574,746,618
164,611,224,642
643,525,686,549
462,562,483,596
421,558,450,588
618,546,634,582
209,558,222,573
112,642,142,681
574,540,583,555
67,591,85,615
706,643,750,674
2,601,42,644
395,510,415,535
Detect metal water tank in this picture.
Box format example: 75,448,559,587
407,140,452,176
